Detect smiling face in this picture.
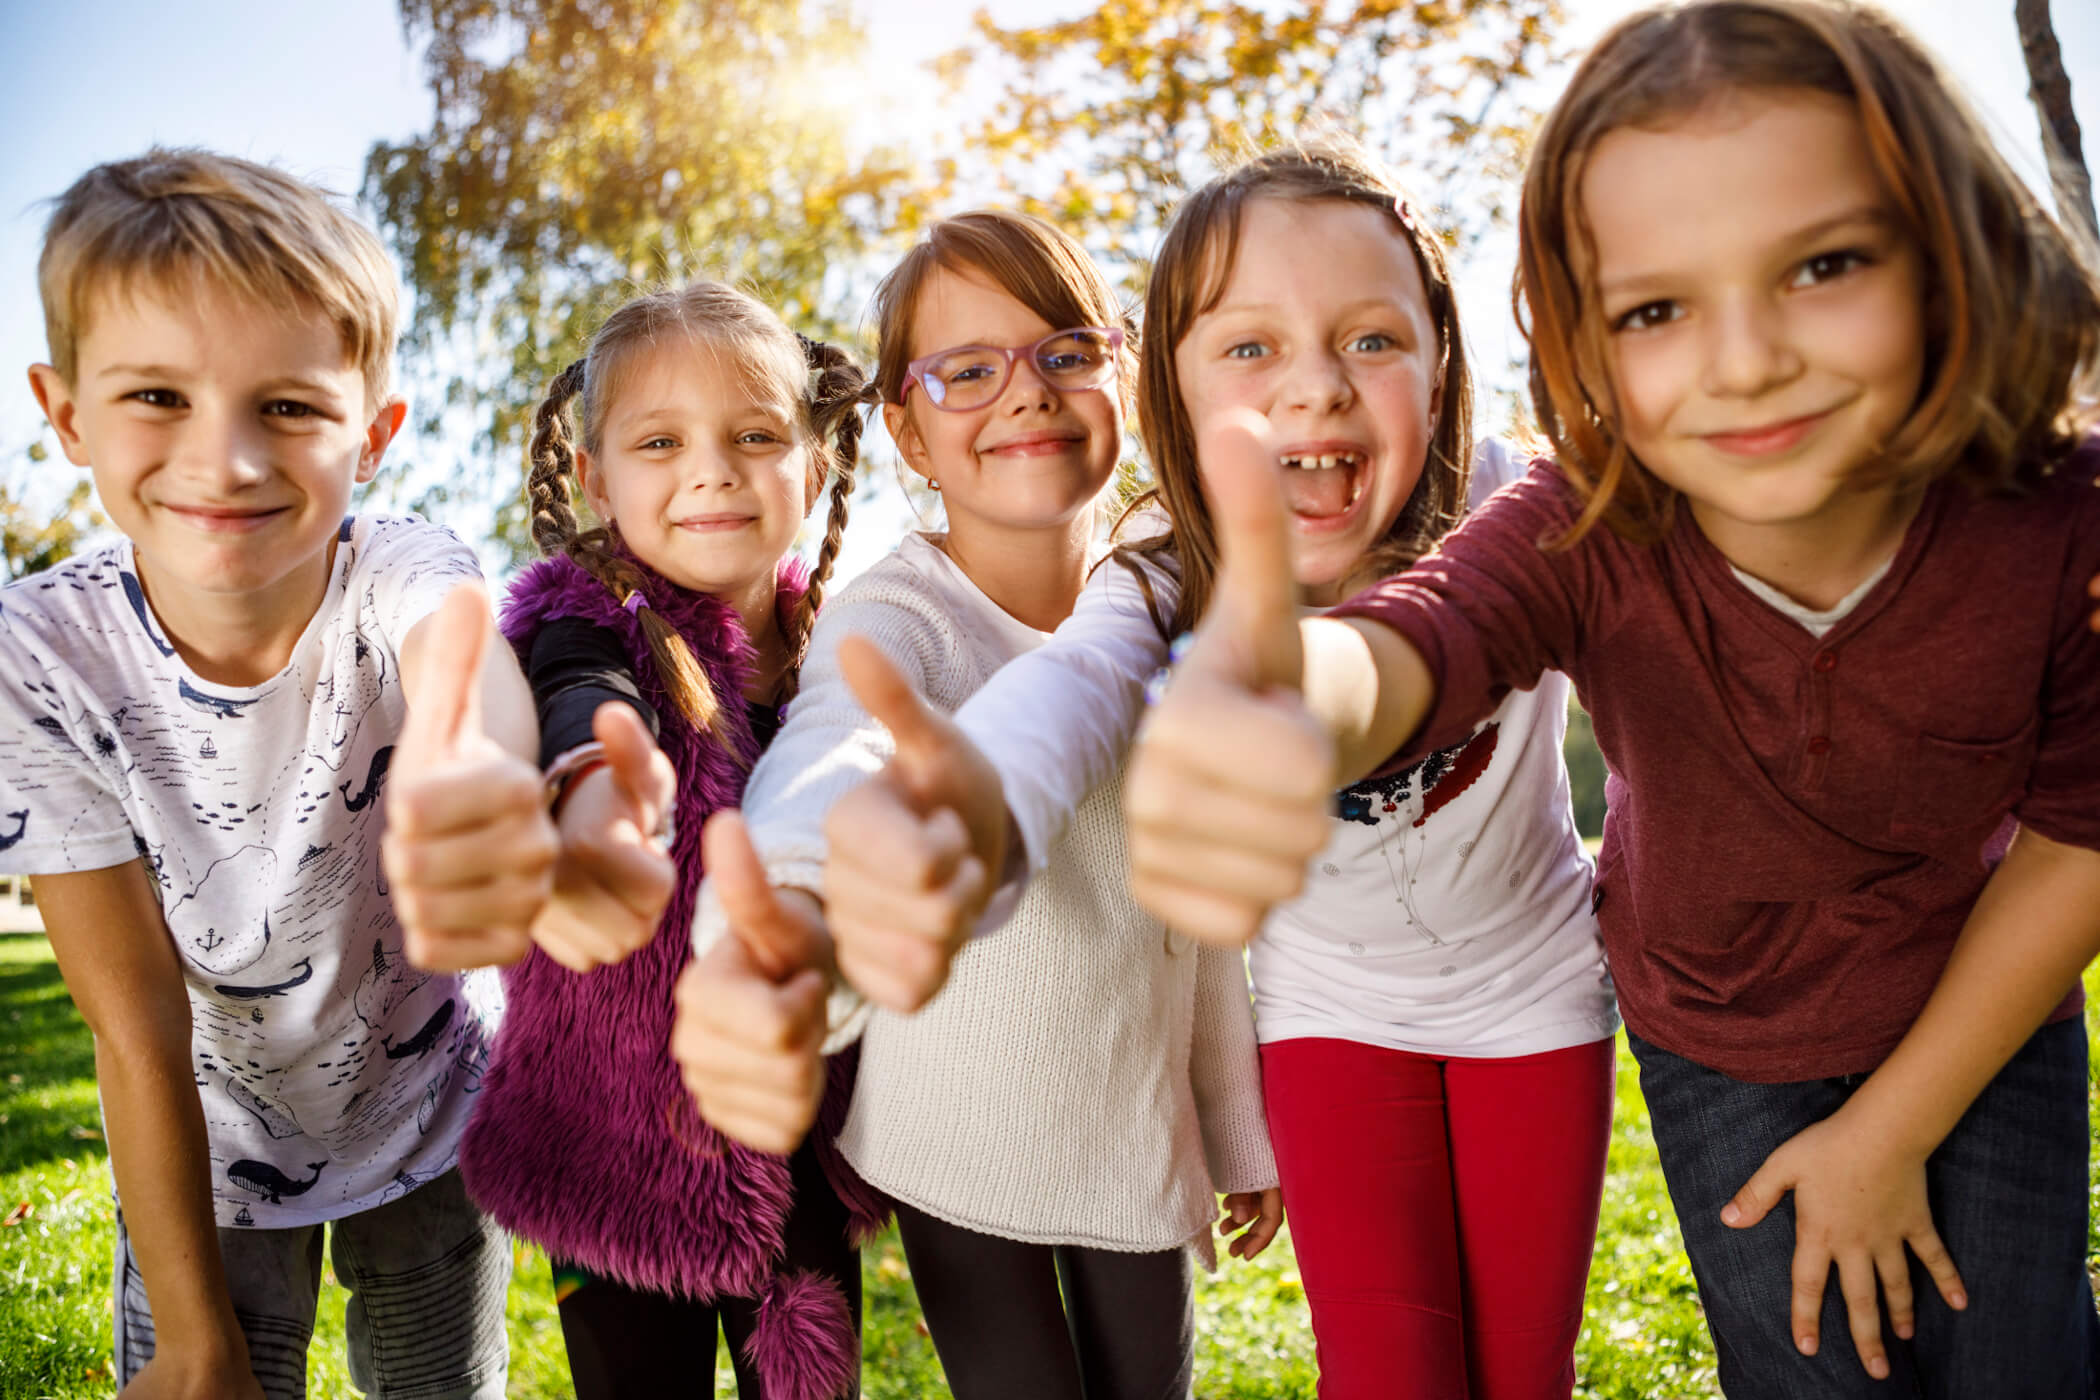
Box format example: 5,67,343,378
1172,196,1442,606
29,278,396,644
1583,88,1929,554
575,336,817,605
881,262,1122,546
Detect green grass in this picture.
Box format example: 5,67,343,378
2,929,2093,1399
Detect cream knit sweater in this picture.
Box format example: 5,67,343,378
693,532,1277,1256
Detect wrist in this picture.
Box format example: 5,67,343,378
543,741,609,818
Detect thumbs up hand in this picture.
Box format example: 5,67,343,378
1124,413,1338,945
529,702,679,972
821,637,1004,1013
671,811,833,1154
384,585,560,971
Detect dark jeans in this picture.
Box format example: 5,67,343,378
893,1201,1194,1400
1629,1018,2098,1399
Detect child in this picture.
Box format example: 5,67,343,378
676,209,1281,1400
455,283,887,1400
1129,4,2100,1395
820,145,1621,1399
5,149,546,1399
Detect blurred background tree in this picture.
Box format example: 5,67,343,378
364,0,937,559
0,448,101,583
934,0,1563,285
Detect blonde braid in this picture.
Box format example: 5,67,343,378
525,359,589,556
782,336,872,699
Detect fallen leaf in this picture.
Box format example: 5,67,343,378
3,1201,32,1227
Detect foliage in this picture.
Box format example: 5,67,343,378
363,0,934,560
0,473,101,583
934,0,1565,285
1565,697,1607,841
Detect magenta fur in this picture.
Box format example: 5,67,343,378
458,552,883,1395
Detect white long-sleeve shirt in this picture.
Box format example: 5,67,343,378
692,532,1276,1255
952,441,1619,1060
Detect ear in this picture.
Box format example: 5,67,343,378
357,397,408,484
574,445,614,521
27,365,92,467
882,401,935,486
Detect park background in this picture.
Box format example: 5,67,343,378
1,0,2097,1395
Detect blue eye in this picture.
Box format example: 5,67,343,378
1347,332,1396,353
737,430,781,446
1225,342,1268,360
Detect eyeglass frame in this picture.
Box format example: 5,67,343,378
896,326,1127,411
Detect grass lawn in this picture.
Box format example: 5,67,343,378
3,928,2094,1399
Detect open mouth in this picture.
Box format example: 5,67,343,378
1279,449,1367,520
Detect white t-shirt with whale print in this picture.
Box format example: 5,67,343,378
0,515,502,1229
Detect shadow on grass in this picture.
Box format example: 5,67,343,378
0,933,105,1176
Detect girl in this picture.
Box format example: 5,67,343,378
1131,4,2100,1396
679,209,1282,1400
458,282,888,1400
822,145,1624,1399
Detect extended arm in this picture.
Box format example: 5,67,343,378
38,862,264,1400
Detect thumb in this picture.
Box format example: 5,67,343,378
1721,1155,1792,1230
594,701,673,824
839,636,954,800
704,810,816,982
402,584,490,763
1194,409,1302,692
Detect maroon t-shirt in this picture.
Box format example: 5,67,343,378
1331,440,2100,1082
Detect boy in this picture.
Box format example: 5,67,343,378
6,148,555,1399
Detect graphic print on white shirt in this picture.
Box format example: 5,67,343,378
0,516,500,1227
1333,722,1502,946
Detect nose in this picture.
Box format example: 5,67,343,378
1701,292,1802,400
682,442,745,492
175,403,269,493
997,351,1058,415
1280,345,1353,415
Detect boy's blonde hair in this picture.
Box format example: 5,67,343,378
1519,0,2100,546
39,148,400,405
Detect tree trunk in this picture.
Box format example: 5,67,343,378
2016,0,2099,259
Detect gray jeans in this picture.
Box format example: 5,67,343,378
114,1169,510,1400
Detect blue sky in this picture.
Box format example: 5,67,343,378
4,0,2094,577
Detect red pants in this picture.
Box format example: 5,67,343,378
1260,1035,1616,1400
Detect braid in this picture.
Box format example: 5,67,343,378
526,360,589,557
782,336,873,699
567,525,738,757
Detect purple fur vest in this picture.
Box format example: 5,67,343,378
458,553,886,1400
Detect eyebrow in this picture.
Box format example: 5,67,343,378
93,365,347,397
1596,205,1899,300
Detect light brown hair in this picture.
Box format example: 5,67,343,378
38,147,399,405
1519,0,2100,545
525,283,871,742
1119,141,1475,635
870,208,1136,416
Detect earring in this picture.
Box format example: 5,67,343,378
928,479,940,491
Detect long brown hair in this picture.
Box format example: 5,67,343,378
1119,141,1475,636
524,283,871,746
1519,0,2100,546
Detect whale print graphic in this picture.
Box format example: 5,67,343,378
224,1078,304,1139
338,746,392,812
178,677,263,721
120,571,177,658
165,845,279,974
383,999,454,1060
226,1158,326,1204
0,810,27,851
213,952,312,1000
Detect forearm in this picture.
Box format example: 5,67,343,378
97,1021,247,1359
1845,827,2100,1157
1299,617,1437,785
477,634,541,762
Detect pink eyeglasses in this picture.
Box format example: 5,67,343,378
898,327,1125,411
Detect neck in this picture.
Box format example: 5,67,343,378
724,571,787,704
136,546,333,687
1694,482,1925,612
939,507,1096,633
